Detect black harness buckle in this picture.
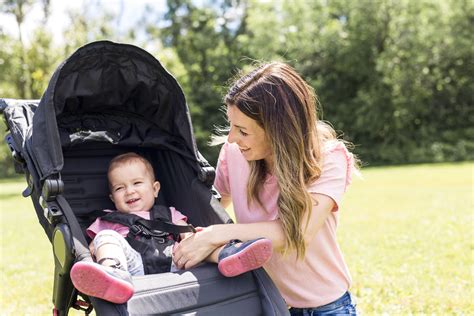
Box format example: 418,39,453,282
130,224,169,243
130,224,145,236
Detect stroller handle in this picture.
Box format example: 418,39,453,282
0,98,40,114
0,99,8,113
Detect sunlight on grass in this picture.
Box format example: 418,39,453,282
1,162,473,314
0,178,85,315
1,178,54,314
340,163,473,314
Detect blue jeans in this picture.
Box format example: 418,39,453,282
289,292,357,315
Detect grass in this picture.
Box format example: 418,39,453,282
340,162,473,314
1,180,52,314
1,162,473,315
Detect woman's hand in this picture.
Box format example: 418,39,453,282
173,226,221,270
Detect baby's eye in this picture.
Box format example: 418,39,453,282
134,181,143,185
115,186,124,192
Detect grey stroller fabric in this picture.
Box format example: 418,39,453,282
0,41,289,316
128,264,281,316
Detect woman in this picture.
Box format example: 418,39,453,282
174,62,358,315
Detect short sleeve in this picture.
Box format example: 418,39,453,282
86,219,100,239
308,141,356,211
214,142,231,197
169,207,188,224
86,216,129,239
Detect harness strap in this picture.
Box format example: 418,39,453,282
136,218,196,235
56,195,92,262
97,206,196,236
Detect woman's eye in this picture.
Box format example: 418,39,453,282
239,130,248,136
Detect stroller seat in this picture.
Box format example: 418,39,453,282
0,41,288,316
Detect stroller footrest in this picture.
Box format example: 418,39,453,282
128,264,262,316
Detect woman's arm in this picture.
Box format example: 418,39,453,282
173,220,285,269
302,193,335,245
173,193,335,269
219,195,232,208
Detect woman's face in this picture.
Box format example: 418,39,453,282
227,105,273,166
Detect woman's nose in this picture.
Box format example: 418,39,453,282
227,126,237,143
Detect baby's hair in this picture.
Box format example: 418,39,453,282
108,152,156,186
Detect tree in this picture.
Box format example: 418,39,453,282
1,0,35,98
145,0,250,163
240,0,473,164
1,0,472,178
0,0,57,177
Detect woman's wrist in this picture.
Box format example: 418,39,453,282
203,224,229,247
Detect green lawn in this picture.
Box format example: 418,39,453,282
1,163,473,315
340,162,473,314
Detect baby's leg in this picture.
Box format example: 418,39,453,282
213,239,273,277
206,246,222,264
70,230,138,303
93,230,144,276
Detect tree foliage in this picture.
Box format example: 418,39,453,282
145,0,252,160
0,0,472,177
151,0,473,165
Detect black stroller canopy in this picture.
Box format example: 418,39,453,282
32,41,198,180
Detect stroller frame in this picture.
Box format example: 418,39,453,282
1,41,288,316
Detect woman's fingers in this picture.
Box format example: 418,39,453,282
173,243,183,268
173,228,217,270
183,257,202,269
176,257,186,269
174,253,199,270
174,239,197,269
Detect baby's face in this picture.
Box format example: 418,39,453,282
108,160,159,214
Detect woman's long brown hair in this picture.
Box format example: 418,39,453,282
224,62,337,258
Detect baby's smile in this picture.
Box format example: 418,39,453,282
126,198,140,205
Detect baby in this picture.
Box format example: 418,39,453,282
70,152,273,303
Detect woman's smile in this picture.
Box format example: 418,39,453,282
227,106,272,162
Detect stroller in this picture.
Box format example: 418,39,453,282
1,41,289,316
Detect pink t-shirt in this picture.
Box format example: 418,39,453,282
214,140,356,308
87,207,187,239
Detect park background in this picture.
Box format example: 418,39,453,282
0,0,472,314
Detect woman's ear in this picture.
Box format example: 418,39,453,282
153,181,161,198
